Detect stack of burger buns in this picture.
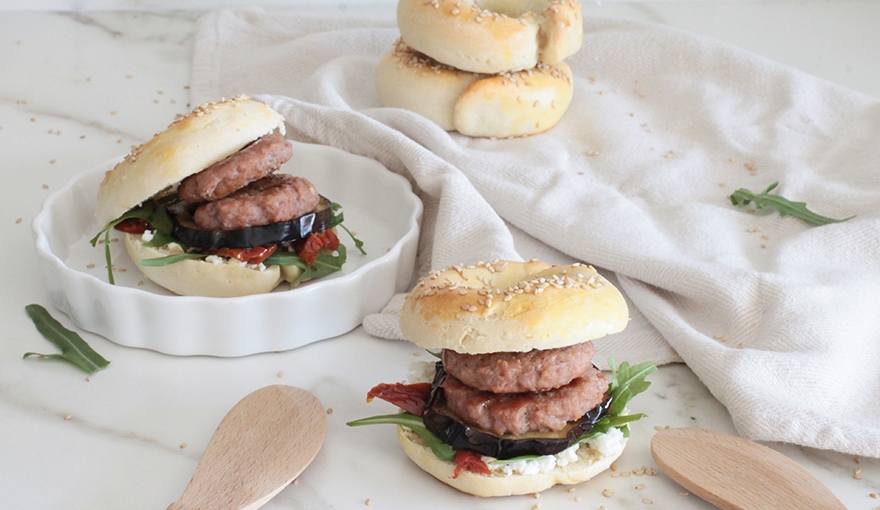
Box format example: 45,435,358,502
376,0,583,138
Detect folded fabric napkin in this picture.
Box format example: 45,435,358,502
191,7,880,457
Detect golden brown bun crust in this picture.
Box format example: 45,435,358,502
95,95,286,227
399,260,628,354
396,426,625,497
397,0,583,74
376,41,573,138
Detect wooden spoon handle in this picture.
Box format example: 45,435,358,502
169,385,327,510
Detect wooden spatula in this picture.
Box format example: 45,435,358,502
651,427,845,510
167,385,327,510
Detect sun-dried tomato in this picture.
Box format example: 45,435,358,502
209,244,278,265
113,218,151,234
452,450,491,478
296,229,339,265
366,382,432,417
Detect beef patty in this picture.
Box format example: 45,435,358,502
178,133,293,204
441,341,597,394
193,174,320,231
441,366,609,436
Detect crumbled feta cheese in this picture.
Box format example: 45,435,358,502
491,428,627,477
141,229,154,242
406,361,436,383
586,427,626,457
205,255,224,265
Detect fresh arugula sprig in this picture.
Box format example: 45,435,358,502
729,181,855,226
89,200,183,284
347,412,456,461
266,243,348,286
575,359,657,442
23,304,110,375
330,202,366,255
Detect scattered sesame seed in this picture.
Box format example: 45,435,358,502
643,498,653,504
180,442,187,449
85,376,90,382
110,111,118,115
364,498,371,506
602,489,614,497
678,491,690,496
277,371,284,378
15,218,22,224
42,183,49,188
87,263,95,269
574,496,581,502
64,414,72,421
326,408,334,415
636,483,645,490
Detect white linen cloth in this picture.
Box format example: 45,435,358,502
191,8,880,458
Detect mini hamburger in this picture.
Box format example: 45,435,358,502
348,260,655,497
91,95,363,297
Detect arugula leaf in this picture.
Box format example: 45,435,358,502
576,359,656,441
330,202,366,255
137,253,207,266
295,244,347,284
90,200,186,284
730,181,855,226
23,304,110,375
347,412,456,461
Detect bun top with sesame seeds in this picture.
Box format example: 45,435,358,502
399,259,628,354
397,0,583,75
95,95,286,227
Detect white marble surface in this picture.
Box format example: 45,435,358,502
3,3,879,509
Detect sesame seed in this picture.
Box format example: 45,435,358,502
643,498,653,504
636,483,645,490
365,499,371,506
180,442,187,449
327,407,334,414
15,218,21,224
602,489,614,497
678,491,689,496
64,414,72,421
277,371,283,378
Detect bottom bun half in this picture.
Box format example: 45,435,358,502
124,233,303,297
396,426,627,497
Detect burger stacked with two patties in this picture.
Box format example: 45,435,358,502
351,259,655,497
94,95,359,297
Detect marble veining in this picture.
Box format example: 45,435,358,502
2,5,879,510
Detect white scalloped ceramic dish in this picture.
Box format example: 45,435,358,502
32,141,421,356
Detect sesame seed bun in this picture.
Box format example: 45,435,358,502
95,95,286,227
398,260,628,354
376,41,573,138
397,0,583,74
396,425,626,497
